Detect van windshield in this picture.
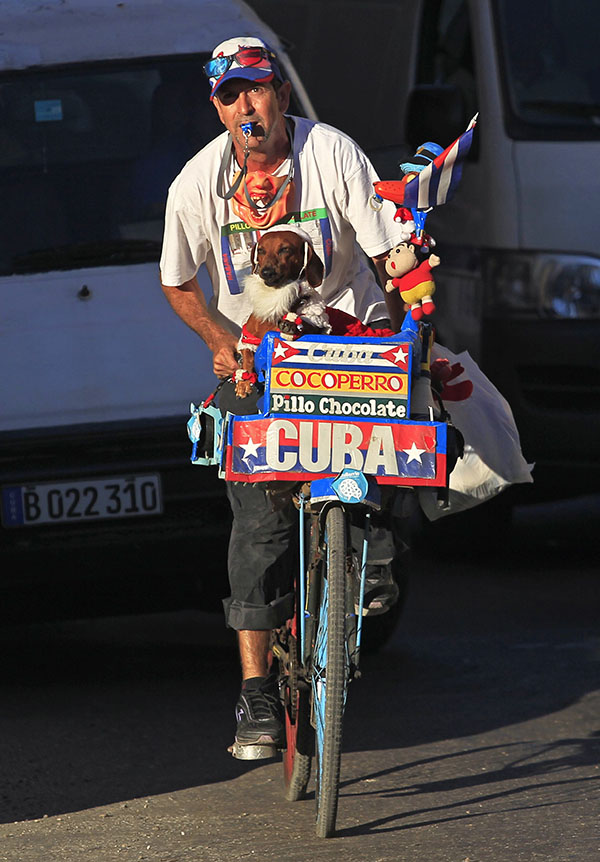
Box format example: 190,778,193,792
494,0,600,139
0,56,302,276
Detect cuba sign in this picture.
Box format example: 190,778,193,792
224,416,447,486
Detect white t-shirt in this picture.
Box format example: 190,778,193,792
160,116,405,332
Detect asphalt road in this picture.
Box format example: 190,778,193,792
1,494,599,861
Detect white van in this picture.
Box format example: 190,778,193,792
368,0,599,502
0,0,316,611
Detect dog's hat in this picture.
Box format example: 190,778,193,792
259,224,314,246
205,37,283,100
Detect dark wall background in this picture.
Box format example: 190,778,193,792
244,0,414,152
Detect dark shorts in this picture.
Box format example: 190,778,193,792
222,480,297,631
219,380,297,631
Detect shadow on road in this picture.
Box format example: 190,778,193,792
333,732,600,837
1,495,598,823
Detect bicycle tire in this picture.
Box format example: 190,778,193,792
283,680,313,801
282,511,318,801
313,505,348,838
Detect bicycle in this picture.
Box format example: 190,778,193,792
188,315,457,837
273,472,381,837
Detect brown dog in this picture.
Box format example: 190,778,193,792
235,226,329,398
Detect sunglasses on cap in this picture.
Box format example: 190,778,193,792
203,47,278,80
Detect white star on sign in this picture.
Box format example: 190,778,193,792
391,346,408,364
273,341,290,360
403,441,426,464
240,437,260,462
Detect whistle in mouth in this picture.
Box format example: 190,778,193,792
240,122,254,136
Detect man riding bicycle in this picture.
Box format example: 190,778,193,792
160,36,410,757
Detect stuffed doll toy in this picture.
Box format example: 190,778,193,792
384,240,440,320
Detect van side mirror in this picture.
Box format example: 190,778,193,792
405,84,467,151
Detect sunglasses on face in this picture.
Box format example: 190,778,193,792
204,47,276,80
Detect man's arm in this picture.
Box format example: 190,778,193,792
160,276,239,378
371,252,407,332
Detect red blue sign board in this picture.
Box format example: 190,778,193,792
224,415,447,486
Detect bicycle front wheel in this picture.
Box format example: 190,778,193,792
313,504,348,838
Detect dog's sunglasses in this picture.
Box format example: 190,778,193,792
203,47,276,80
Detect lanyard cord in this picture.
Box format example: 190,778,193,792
216,128,250,201
216,117,295,207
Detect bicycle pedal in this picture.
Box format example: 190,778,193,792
228,741,279,760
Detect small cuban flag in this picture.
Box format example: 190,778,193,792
373,114,478,213
401,114,478,210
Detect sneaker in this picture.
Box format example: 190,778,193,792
357,563,400,616
235,675,285,747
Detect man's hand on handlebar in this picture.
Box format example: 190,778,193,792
213,333,240,378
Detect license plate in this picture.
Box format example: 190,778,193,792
1,474,162,528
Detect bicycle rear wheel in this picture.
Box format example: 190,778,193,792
282,511,318,801
313,505,348,838
283,672,313,800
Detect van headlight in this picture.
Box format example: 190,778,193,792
484,252,600,319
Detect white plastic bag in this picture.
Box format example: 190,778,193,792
418,344,533,521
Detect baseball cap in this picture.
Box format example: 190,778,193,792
205,36,283,100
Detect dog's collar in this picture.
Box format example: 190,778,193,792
240,323,263,346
